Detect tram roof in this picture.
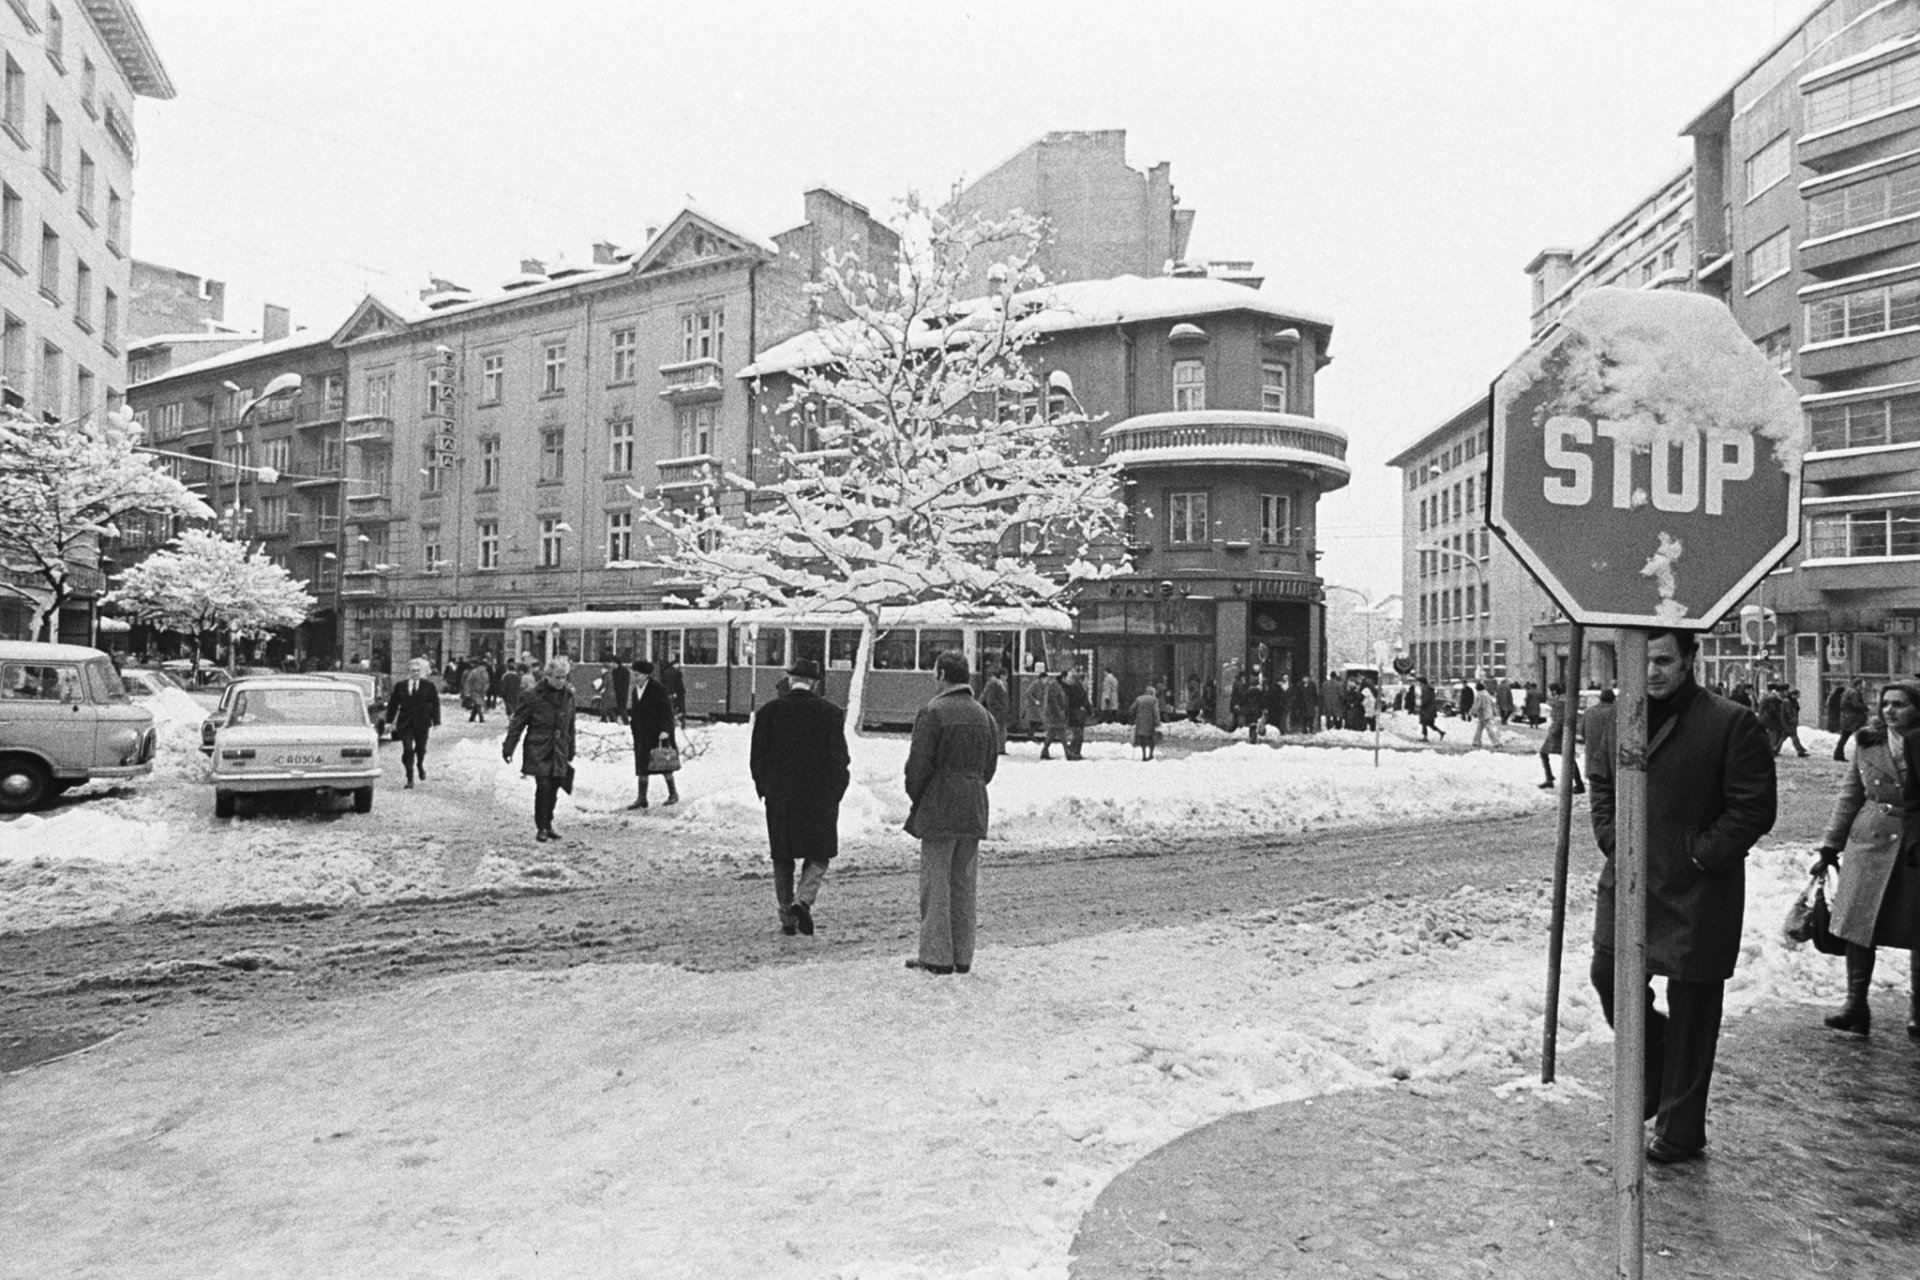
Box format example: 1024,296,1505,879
508,603,1075,631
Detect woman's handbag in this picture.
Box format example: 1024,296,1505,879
647,735,682,774
1784,868,1847,956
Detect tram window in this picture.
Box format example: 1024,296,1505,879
828,628,861,669
917,628,963,670
871,629,916,670
1026,629,1072,673
791,629,827,669
754,628,787,668
683,628,720,666
561,629,585,660
586,629,615,662
651,630,681,665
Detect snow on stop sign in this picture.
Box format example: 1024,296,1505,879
1488,287,1804,629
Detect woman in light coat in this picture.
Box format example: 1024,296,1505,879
1815,680,1920,1036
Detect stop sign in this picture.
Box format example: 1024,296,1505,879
1488,287,1803,629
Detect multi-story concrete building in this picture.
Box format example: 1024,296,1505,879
742,273,1346,705
1394,0,1920,705
0,0,172,641
126,257,228,343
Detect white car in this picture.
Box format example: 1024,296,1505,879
206,678,380,818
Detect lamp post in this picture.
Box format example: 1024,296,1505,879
224,372,302,540
1417,541,1489,681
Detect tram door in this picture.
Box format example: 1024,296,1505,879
977,627,1019,716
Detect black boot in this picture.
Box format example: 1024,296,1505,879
1825,943,1874,1034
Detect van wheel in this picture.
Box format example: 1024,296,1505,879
0,756,52,812
214,789,236,819
352,787,373,814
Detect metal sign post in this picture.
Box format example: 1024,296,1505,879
1612,628,1650,1279
1540,622,1585,1084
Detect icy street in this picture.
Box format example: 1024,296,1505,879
0,710,1871,1278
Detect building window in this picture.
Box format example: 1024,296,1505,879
259,438,290,473
1805,53,1920,135
73,364,90,417
40,107,60,186
45,4,62,64
539,517,564,568
420,442,443,493
1809,506,1920,559
477,521,499,569
322,373,342,411
1806,279,1920,343
75,148,92,220
257,494,286,534
480,436,501,488
1808,167,1920,239
676,403,715,456
1,56,21,140
682,308,723,362
1172,359,1205,412
1745,229,1790,291
364,371,393,417
79,53,93,113
610,326,637,383
541,340,567,394
101,287,117,350
1260,361,1288,412
1167,491,1209,546
608,416,634,473
539,428,564,482
1757,327,1793,374
104,189,122,253
71,257,88,329
1809,394,1920,451
37,341,58,417
479,351,503,404
606,510,633,563
1745,132,1791,200
1260,494,1292,546
37,224,57,299
421,526,442,571
0,184,19,267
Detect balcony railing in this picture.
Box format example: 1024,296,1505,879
1101,410,1349,480
339,570,388,597
657,454,721,492
658,358,725,402
346,495,393,521
342,414,394,445
292,514,342,546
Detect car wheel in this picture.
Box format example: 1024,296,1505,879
214,789,236,819
0,756,53,812
352,787,373,814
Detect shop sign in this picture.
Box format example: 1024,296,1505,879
355,602,514,622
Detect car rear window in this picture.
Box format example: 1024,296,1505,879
231,688,366,726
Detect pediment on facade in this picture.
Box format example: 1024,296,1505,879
630,208,774,277
330,296,416,348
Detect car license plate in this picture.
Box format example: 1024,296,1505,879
276,753,325,766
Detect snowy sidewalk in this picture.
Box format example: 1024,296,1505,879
1069,998,1920,1278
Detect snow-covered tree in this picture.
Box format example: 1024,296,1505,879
0,405,210,639
104,529,315,673
639,194,1127,728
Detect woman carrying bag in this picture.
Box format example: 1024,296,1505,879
1813,679,1920,1036
627,658,681,809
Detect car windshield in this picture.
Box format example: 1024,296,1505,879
87,658,130,702
230,687,366,727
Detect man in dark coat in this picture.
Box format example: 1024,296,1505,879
384,656,442,788
608,659,632,726
1835,679,1869,761
657,656,687,720
904,651,998,974
979,662,1010,755
627,658,679,808
1061,667,1092,760
502,657,577,842
749,657,851,937
1587,629,1775,1165
1417,676,1446,741
498,662,526,717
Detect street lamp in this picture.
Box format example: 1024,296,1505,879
1417,541,1489,680
223,372,302,539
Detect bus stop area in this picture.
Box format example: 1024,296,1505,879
1070,998,1920,1278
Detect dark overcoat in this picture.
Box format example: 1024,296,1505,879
385,677,442,737
503,681,576,778
1589,681,1777,982
498,668,525,714
750,687,851,862
904,687,998,839
609,664,633,714
629,676,677,773
1820,731,1919,949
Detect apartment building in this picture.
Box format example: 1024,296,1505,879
0,0,172,641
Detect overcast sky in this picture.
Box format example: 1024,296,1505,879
134,0,1801,600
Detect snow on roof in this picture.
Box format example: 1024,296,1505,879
740,275,1333,378
137,329,339,384
680,204,781,257
129,331,253,348
1799,30,1920,88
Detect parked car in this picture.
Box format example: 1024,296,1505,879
118,667,188,699
161,661,278,691
322,670,393,740
200,675,340,754
0,641,157,811
205,678,380,818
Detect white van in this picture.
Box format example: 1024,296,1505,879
0,640,157,811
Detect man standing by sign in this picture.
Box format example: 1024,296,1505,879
1586,629,1776,1164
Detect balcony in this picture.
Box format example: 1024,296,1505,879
1101,410,1352,490
346,494,393,521
656,454,722,494
343,414,394,446
292,514,342,546
1800,214,1920,277
339,570,388,597
658,358,725,402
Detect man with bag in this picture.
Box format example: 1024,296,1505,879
627,657,679,808
1587,629,1776,1165
749,657,851,937
503,656,577,843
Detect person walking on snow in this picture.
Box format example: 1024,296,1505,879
1099,668,1121,725
1131,684,1162,760
980,662,1010,755
1417,676,1446,742
461,660,491,723
1537,683,1583,792
502,657,578,842
385,657,442,788
626,658,679,808
1470,680,1501,748
903,651,998,975
1037,669,1070,759
750,657,851,938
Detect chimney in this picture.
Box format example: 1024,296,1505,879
592,240,623,265
519,258,546,276
261,303,291,342
203,279,227,321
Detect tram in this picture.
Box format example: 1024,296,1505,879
506,603,1078,727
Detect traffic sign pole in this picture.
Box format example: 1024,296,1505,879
1540,621,1584,1084
1613,628,1649,1280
